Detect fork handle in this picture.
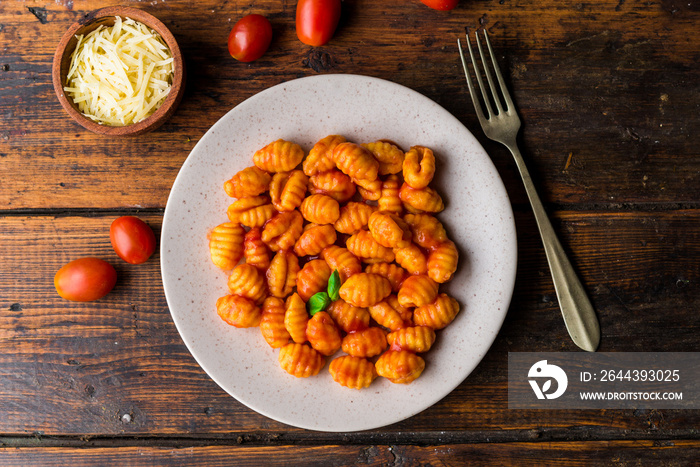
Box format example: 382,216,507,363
508,144,601,351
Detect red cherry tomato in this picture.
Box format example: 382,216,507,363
420,0,459,10
110,216,157,264
54,258,117,302
296,0,342,47
228,14,273,62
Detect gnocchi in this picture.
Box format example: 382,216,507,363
397,274,439,308
377,174,403,214
210,135,462,389
227,195,276,228
296,259,332,302
216,294,261,328
243,227,271,271
306,311,342,356
404,213,448,250
334,202,376,235
284,292,309,343
261,210,304,252
224,166,271,199
300,194,340,225
227,263,267,304
375,350,425,384
393,243,428,276
414,293,460,330
321,245,362,283
368,211,412,249
303,134,344,176
427,240,459,283
279,342,325,378
338,272,392,308
294,224,337,257
260,297,291,348
332,142,379,182
209,222,245,270
387,326,436,353
326,299,371,333
402,146,436,189
364,262,408,293
346,230,395,263
362,140,404,175
269,170,308,212
329,355,378,389
266,250,300,298
308,170,356,203
399,183,444,213
341,327,388,358
368,296,411,331
253,139,304,173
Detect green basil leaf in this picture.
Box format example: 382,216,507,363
308,292,331,316
327,269,341,302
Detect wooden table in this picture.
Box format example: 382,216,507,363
2,0,699,464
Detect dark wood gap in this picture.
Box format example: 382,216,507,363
0,208,166,218
2,427,700,448
1,203,699,218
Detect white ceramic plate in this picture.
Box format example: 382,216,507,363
161,74,517,432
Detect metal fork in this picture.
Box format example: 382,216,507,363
458,30,600,352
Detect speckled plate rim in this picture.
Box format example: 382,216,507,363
160,74,517,432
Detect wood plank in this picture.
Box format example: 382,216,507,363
0,441,698,466
1,0,698,209
511,209,700,351
0,211,698,435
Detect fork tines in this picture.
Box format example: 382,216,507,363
458,30,515,122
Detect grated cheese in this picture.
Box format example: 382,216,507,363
64,16,174,127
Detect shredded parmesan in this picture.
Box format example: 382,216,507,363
64,16,174,127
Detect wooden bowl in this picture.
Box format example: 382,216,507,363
52,6,185,136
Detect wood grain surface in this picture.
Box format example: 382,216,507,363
2,0,698,209
1,213,698,437
1,0,699,464
1,441,699,466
